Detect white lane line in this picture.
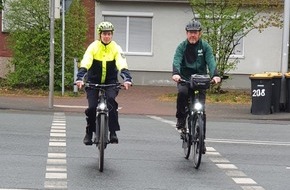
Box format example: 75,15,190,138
44,181,67,189
209,157,230,163
147,115,176,126
49,142,66,147
225,170,247,177
46,165,67,172
241,186,265,190
45,112,67,190
148,116,266,190
45,173,67,179
216,164,238,169
51,126,66,129
54,104,86,109
206,151,221,156
207,138,290,146
49,138,66,142
232,178,257,184
47,159,67,165
51,129,66,133
50,133,66,137
48,153,66,158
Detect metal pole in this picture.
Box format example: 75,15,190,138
61,0,65,96
73,58,78,94
280,0,290,105
49,0,55,109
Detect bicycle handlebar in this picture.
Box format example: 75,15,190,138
84,82,122,88
178,78,215,84
73,82,123,90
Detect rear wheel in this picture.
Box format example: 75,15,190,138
98,114,106,172
192,114,204,169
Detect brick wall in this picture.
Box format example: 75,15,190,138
0,14,12,57
82,0,95,46
0,12,12,78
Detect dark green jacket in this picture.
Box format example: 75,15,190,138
172,39,218,80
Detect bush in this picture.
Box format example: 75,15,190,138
4,0,87,90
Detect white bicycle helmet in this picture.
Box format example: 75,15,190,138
97,21,114,34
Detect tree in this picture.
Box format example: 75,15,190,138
4,0,88,90
54,0,88,90
5,0,51,89
0,0,4,11
188,0,283,91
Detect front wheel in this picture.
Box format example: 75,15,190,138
98,114,107,172
192,114,204,169
182,131,191,159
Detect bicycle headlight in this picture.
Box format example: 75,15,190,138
194,102,203,111
98,102,107,110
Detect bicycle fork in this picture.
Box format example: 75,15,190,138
94,96,110,145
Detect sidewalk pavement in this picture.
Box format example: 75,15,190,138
1,85,290,122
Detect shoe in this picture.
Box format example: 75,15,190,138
83,126,93,145
176,118,186,130
110,132,118,144
83,133,93,145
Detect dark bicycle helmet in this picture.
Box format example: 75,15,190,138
185,20,202,31
97,21,114,34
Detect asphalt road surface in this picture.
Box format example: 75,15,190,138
0,110,290,190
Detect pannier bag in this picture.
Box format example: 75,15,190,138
190,74,211,90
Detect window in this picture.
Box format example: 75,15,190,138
102,11,153,55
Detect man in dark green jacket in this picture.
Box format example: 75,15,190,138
172,20,221,131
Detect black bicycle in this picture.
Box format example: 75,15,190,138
84,82,122,172
179,74,212,169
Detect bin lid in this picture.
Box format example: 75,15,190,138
264,72,282,78
285,72,290,78
249,73,273,79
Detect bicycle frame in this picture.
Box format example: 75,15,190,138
94,88,109,146
84,82,121,172
180,74,211,169
188,88,205,169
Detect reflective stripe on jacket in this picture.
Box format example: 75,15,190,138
79,40,129,83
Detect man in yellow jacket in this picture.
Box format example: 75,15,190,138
76,21,132,145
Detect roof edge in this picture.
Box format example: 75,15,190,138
96,0,189,3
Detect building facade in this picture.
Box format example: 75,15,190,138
0,0,288,89
95,0,287,89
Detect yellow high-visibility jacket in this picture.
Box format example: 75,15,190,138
77,40,132,84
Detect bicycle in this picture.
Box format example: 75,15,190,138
179,74,212,169
83,82,122,172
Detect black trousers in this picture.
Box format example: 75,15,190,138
85,87,120,133
176,83,206,119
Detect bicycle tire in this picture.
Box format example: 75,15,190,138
192,114,204,169
183,133,191,159
98,114,106,172
183,117,191,159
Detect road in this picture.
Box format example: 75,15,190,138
0,110,290,190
